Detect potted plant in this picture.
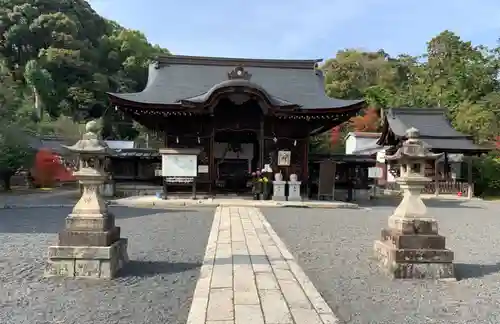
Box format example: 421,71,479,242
261,174,272,200
251,171,262,200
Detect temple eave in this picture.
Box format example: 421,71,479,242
110,93,365,118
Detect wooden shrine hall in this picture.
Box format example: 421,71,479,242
376,108,491,197
107,55,365,194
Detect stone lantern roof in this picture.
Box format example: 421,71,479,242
385,127,443,161
62,120,113,156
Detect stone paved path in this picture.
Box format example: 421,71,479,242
187,206,339,324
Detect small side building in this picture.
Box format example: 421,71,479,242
345,132,382,155
376,108,490,197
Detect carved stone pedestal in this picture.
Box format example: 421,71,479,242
373,217,455,280
288,181,302,201
272,181,286,201
45,238,129,278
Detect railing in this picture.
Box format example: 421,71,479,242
385,179,471,196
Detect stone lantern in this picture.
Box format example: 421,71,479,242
45,120,128,278
373,127,455,280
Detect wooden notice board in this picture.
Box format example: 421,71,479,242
318,161,336,200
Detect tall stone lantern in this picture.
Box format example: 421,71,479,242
373,127,455,280
45,120,128,279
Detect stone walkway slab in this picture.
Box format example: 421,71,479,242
186,206,339,324
111,196,358,210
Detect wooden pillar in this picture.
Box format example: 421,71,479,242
259,119,264,169
303,131,309,181
467,156,473,199
162,134,168,199
303,136,309,197
434,158,439,196
443,152,449,179
209,122,215,197
331,162,337,201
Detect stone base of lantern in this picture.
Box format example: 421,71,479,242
58,226,121,246
373,217,455,280
44,212,129,279
45,238,129,279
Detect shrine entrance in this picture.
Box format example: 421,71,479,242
212,96,263,194
214,130,260,193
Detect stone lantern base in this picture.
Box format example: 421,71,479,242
44,212,129,279
373,217,455,280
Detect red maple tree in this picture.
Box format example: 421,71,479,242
349,107,379,132
331,126,342,146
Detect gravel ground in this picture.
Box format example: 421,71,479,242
0,206,215,324
262,199,500,324
0,189,79,206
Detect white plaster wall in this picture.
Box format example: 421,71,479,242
345,136,356,155
345,135,381,155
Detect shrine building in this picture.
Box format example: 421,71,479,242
107,55,365,194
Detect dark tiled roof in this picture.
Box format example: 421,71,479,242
385,108,465,137
378,108,488,152
108,55,364,110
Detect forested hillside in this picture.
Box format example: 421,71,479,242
0,0,169,140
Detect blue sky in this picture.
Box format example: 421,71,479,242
88,0,500,60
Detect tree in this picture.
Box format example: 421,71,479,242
424,31,499,114
0,125,35,190
453,101,499,144
0,0,169,139
349,107,379,132
24,59,53,121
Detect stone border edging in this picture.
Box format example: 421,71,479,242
0,200,359,210
107,200,360,210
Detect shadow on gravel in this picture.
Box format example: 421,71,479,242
0,207,204,233
112,207,203,220
455,262,500,280
358,198,482,209
118,260,202,277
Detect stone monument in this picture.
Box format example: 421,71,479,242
45,120,129,279
288,173,302,201
373,127,455,280
272,172,286,201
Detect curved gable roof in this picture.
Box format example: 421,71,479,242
178,79,296,107
108,55,364,110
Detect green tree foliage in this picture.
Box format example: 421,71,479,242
0,0,170,188
0,0,169,139
321,31,500,145
473,154,500,197
24,59,53,121
319,31,500,194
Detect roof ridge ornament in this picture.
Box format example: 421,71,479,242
228,66,252,80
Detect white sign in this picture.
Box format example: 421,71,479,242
162,154,197,177
368,167,383,179
198,165,209,173
277,150,291,166
376,151,386,163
